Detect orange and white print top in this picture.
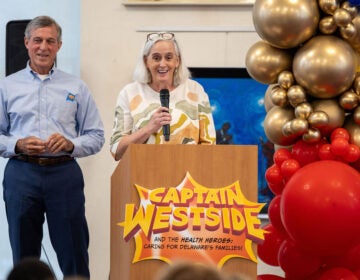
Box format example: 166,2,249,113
110,79,216,154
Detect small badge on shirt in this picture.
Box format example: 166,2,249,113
66,93,76,102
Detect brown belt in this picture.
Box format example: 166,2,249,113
13,155,74,166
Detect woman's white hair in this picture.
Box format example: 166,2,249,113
132,34,191,87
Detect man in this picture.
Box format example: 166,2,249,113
216,122,233,145
7,257,55,280
0,16,104,278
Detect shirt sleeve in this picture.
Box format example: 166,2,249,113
70,83,105,158
197,84,216,145
0,86,18,157
110,85,133,155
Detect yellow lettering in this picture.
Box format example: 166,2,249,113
149,188,165,204
204,189,221,206
219,188,227,205
153,206,172,233
179,188,193,205
163,188,180,204
122,204,155,241
205,208,220,230
221,208,231,232
244,207,264,241
227,185,242,206
231,208,246,234
172,207,188,230
193,188,207,204
190,207,204,229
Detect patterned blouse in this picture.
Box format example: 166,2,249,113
110,79,216,154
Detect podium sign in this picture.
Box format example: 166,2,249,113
110,144,263,280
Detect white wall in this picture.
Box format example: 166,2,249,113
0,1,80,279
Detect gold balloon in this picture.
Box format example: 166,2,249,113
264,84,277,112
354,75,360,95
353,106,360,124
282,120,293,136
295,102,313,119
252,0,319,49
344,116,360,147
308,111,330,129
287,85,307,107
319,16,338,34
264,106,298,146
290,118,309,135
346,15,360,54
274,144,293,151
293,35,358,98
271,86,289,107
278,71,295,89
341,1,358,19
246,41,293,84
302,127,322,143
318,0,339,15
311,99,346,136
333,8,352,27
339,90,359,110
340,23,357,41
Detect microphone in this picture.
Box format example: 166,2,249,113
160,89,170,141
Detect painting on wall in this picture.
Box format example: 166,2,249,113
190,67,274,214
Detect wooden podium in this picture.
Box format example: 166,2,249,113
110,144,258,280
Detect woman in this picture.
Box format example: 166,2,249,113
110,32,216,160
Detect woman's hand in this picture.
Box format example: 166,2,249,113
146,106,171,134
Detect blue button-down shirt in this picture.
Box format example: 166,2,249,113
0,64,105,158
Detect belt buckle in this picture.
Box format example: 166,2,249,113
38,158,48,166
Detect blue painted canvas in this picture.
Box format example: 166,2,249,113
190,68,274,213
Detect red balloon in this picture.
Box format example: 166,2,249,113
267,182,285,196
343,144,360,163
353,268,360,279
291,139,321,166
281,160,360,256
318,144,336,160
331,137,349,156
351,158,360,172
265,164,284,186
273,148,292,167
257,275,285,280
330,127,350,142
280,159,300,181
278,239,322,278
325,243,360,271
257,224,286,266
268,195,286,233
343,244,360,271
318,267,358,280
266,164,285,195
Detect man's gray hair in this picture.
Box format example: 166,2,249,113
25,16,62,42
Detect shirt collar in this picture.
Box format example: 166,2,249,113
26,61,56,80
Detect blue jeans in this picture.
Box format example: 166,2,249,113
3,158,90,278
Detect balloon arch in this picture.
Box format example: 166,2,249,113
246,0,360,278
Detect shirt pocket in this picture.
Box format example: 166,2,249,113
50,97,78,127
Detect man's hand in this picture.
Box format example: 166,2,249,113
46,133,74,154
15,136,47,155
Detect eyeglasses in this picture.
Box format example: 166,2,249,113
146,32,175,42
